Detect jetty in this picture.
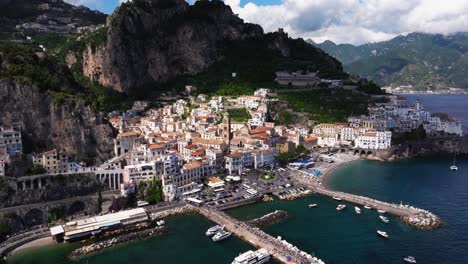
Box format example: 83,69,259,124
292,173,441,229
195,206,323,264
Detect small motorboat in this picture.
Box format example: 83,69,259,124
336,204,346,211
377,230,389,239
364,205,372,210
355,206,361,214
451,154,458,171
379,215,389,223
309,204,318,208
378,209,386,214
404,256,417,263
332,196,342,201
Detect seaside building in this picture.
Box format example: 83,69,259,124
33,149,69,174
0,126,22,157
50,208,149,242
114,131,143,156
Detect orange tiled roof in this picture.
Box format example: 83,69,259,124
118,131,139,137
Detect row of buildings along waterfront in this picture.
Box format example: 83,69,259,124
1,90,463,201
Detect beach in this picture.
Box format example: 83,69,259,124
9,237,55,256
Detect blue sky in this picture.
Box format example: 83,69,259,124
67,0,281,15
65,0,468,45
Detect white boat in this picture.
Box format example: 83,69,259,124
377,230,389,239
355,206,361,214
451,154,458,171
377,209,386,214
336,204,346,211
156,220,165,226
212,230,232,242
364,205,372,210
332,196,342,201
309,203,318,208
205,225,222,236
231,248,271,264
379,215,389,223
404,256,417,263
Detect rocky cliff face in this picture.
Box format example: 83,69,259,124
0,79,115,164
80,0,341,93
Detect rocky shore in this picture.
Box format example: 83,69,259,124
148,205,196,220
401,210,443,230
70,225,167,259
277,189,311,200
247,210,289,227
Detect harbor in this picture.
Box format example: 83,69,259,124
195,206,323,264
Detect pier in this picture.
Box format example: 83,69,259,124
195,206,322,264
290,172,442,229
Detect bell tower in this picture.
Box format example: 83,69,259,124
221,112,231,148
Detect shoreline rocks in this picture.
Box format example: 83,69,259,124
277,189,311,201
70,226,167,259
401,211,443,230
247,210,289,227
262,195,274,202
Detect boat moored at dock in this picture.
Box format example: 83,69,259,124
379,216,389,223
355,206,361,214
364,205,372,210
332,196,342,201
206,225,223,236
231,248,271,264
212,230,232,242
378,209,386,214
336,204,346,211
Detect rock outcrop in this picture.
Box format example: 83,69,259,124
80,0,344,93
0,79,115,165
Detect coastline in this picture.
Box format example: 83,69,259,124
318,154,360,190
9,237,55,256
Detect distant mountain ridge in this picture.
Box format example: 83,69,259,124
0,0,106,36
310,33,468,90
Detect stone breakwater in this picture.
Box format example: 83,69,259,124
247,210,289,227
401,210,443,230
277,188,311,200
70,226,167,259
149,205,196,220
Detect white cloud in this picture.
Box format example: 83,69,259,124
225,0,468,45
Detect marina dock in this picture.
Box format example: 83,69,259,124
195,206,322,264
291,172,442,229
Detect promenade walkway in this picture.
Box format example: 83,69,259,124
195,206,319,264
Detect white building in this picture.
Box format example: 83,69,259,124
355,131,392,150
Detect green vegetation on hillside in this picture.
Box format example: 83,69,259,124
0,41,130,112
278,89,370,123
227,108,252,122
314,33,468,89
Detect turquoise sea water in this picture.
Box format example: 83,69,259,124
10,156,468,264
8,214,255,264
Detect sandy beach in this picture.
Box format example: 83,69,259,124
9,237,55,256
315,153,360,189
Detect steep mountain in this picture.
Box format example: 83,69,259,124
69,0,346,94
0,42,115,165
0,0,106,37
311,33,468,90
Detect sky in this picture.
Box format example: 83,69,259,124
64,0,468,45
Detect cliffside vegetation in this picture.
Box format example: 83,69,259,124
278,89,370,123
312,33,468,89
0,41,130,112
